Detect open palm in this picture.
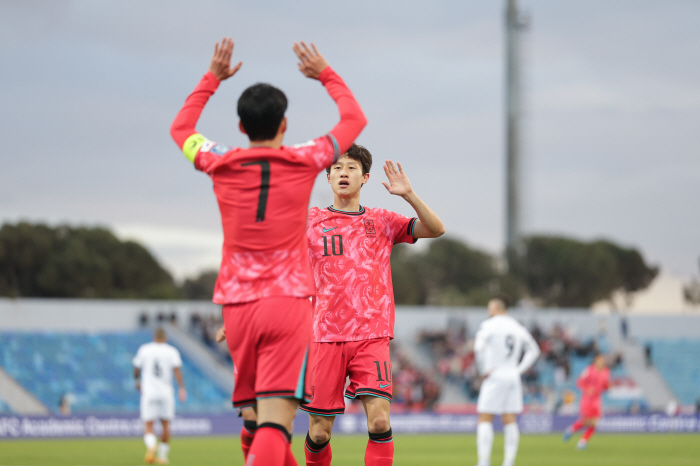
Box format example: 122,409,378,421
382,160,413,196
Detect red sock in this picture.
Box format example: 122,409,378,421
247,424,290,466
284,443,298,466
241,423,256,460
582,426,596,442
304,432,332,466
571,419,584,432
365,429,394,466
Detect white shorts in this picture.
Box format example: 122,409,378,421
477,370,523,415
140,395,175,422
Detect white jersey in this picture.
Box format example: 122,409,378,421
474,314,540,376
132,342,183,398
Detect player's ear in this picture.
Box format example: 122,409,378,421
327,171,331,183
278,117,287,135
238,121,247,135
361,172,370,185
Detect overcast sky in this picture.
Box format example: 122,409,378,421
1,0,698,284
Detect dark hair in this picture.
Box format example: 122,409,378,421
491,293,512,309
326,142,372,175
237,83,288,141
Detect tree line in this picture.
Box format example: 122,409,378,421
0,222,660,307
391,236,658,308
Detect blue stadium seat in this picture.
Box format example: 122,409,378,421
647,339,700,405
0,331,229,414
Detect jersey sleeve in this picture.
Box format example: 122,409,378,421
473,324,488,374
318,67,367,155
289,135,341,171
171,348,183,368
170,71,221,165
382,210,418,245
132,347,144,368
515,327,541,374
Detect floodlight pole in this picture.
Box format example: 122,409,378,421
505,0,526,268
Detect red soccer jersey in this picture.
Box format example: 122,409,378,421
306,206,417,342
576,364,610,401
170,68,366,304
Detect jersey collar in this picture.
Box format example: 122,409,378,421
327,205,365,216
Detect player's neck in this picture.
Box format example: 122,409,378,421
248,134,284,149
332,193,361,212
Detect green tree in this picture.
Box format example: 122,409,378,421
390,244,429,305
512,235,658,307
391,237,499,306
182,270,218,300
422,237,498,305
0,222,181,299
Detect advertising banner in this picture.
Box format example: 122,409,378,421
1,413,698,439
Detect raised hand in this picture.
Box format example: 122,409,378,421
382,160,413,197
209,37,242,81
294,42,329,80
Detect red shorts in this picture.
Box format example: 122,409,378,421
579,397,602,419
222,296,312,409
300,338,392,416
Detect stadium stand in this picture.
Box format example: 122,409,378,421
0,394,11,414
0,331,229,414
645,339,700,406
418,321,637,413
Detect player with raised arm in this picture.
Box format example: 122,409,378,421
133,328,187,465
170,38,367,466
562,353,610,449
301,143,445,466
473,295,541,466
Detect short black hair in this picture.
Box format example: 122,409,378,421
491,293,512,309
326,142,372,175
237,83,287,141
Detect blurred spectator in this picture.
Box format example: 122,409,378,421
58,393,72,416
644,344,653,367
187,311,232,364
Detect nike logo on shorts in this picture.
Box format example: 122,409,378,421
379,383,391,389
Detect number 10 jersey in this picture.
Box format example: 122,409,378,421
306,206,417,342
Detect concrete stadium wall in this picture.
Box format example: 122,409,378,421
1,299,699,342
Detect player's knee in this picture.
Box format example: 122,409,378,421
309,427,331,444
367,413,390,434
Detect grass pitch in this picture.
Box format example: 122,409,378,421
0,433,698,465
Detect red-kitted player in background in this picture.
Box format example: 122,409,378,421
563,353,610,449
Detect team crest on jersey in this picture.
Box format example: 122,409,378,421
364,220,376,236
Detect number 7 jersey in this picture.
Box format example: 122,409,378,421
306,206,417,342
192,136,341,305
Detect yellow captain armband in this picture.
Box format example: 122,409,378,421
183,133,208,163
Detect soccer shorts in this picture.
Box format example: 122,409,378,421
477,369,523,415
140,394,175,421
222,296,312,409
300,337,392,416
579,397,602,418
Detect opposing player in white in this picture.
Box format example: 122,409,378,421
474,295,540,466
133,328,187,464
